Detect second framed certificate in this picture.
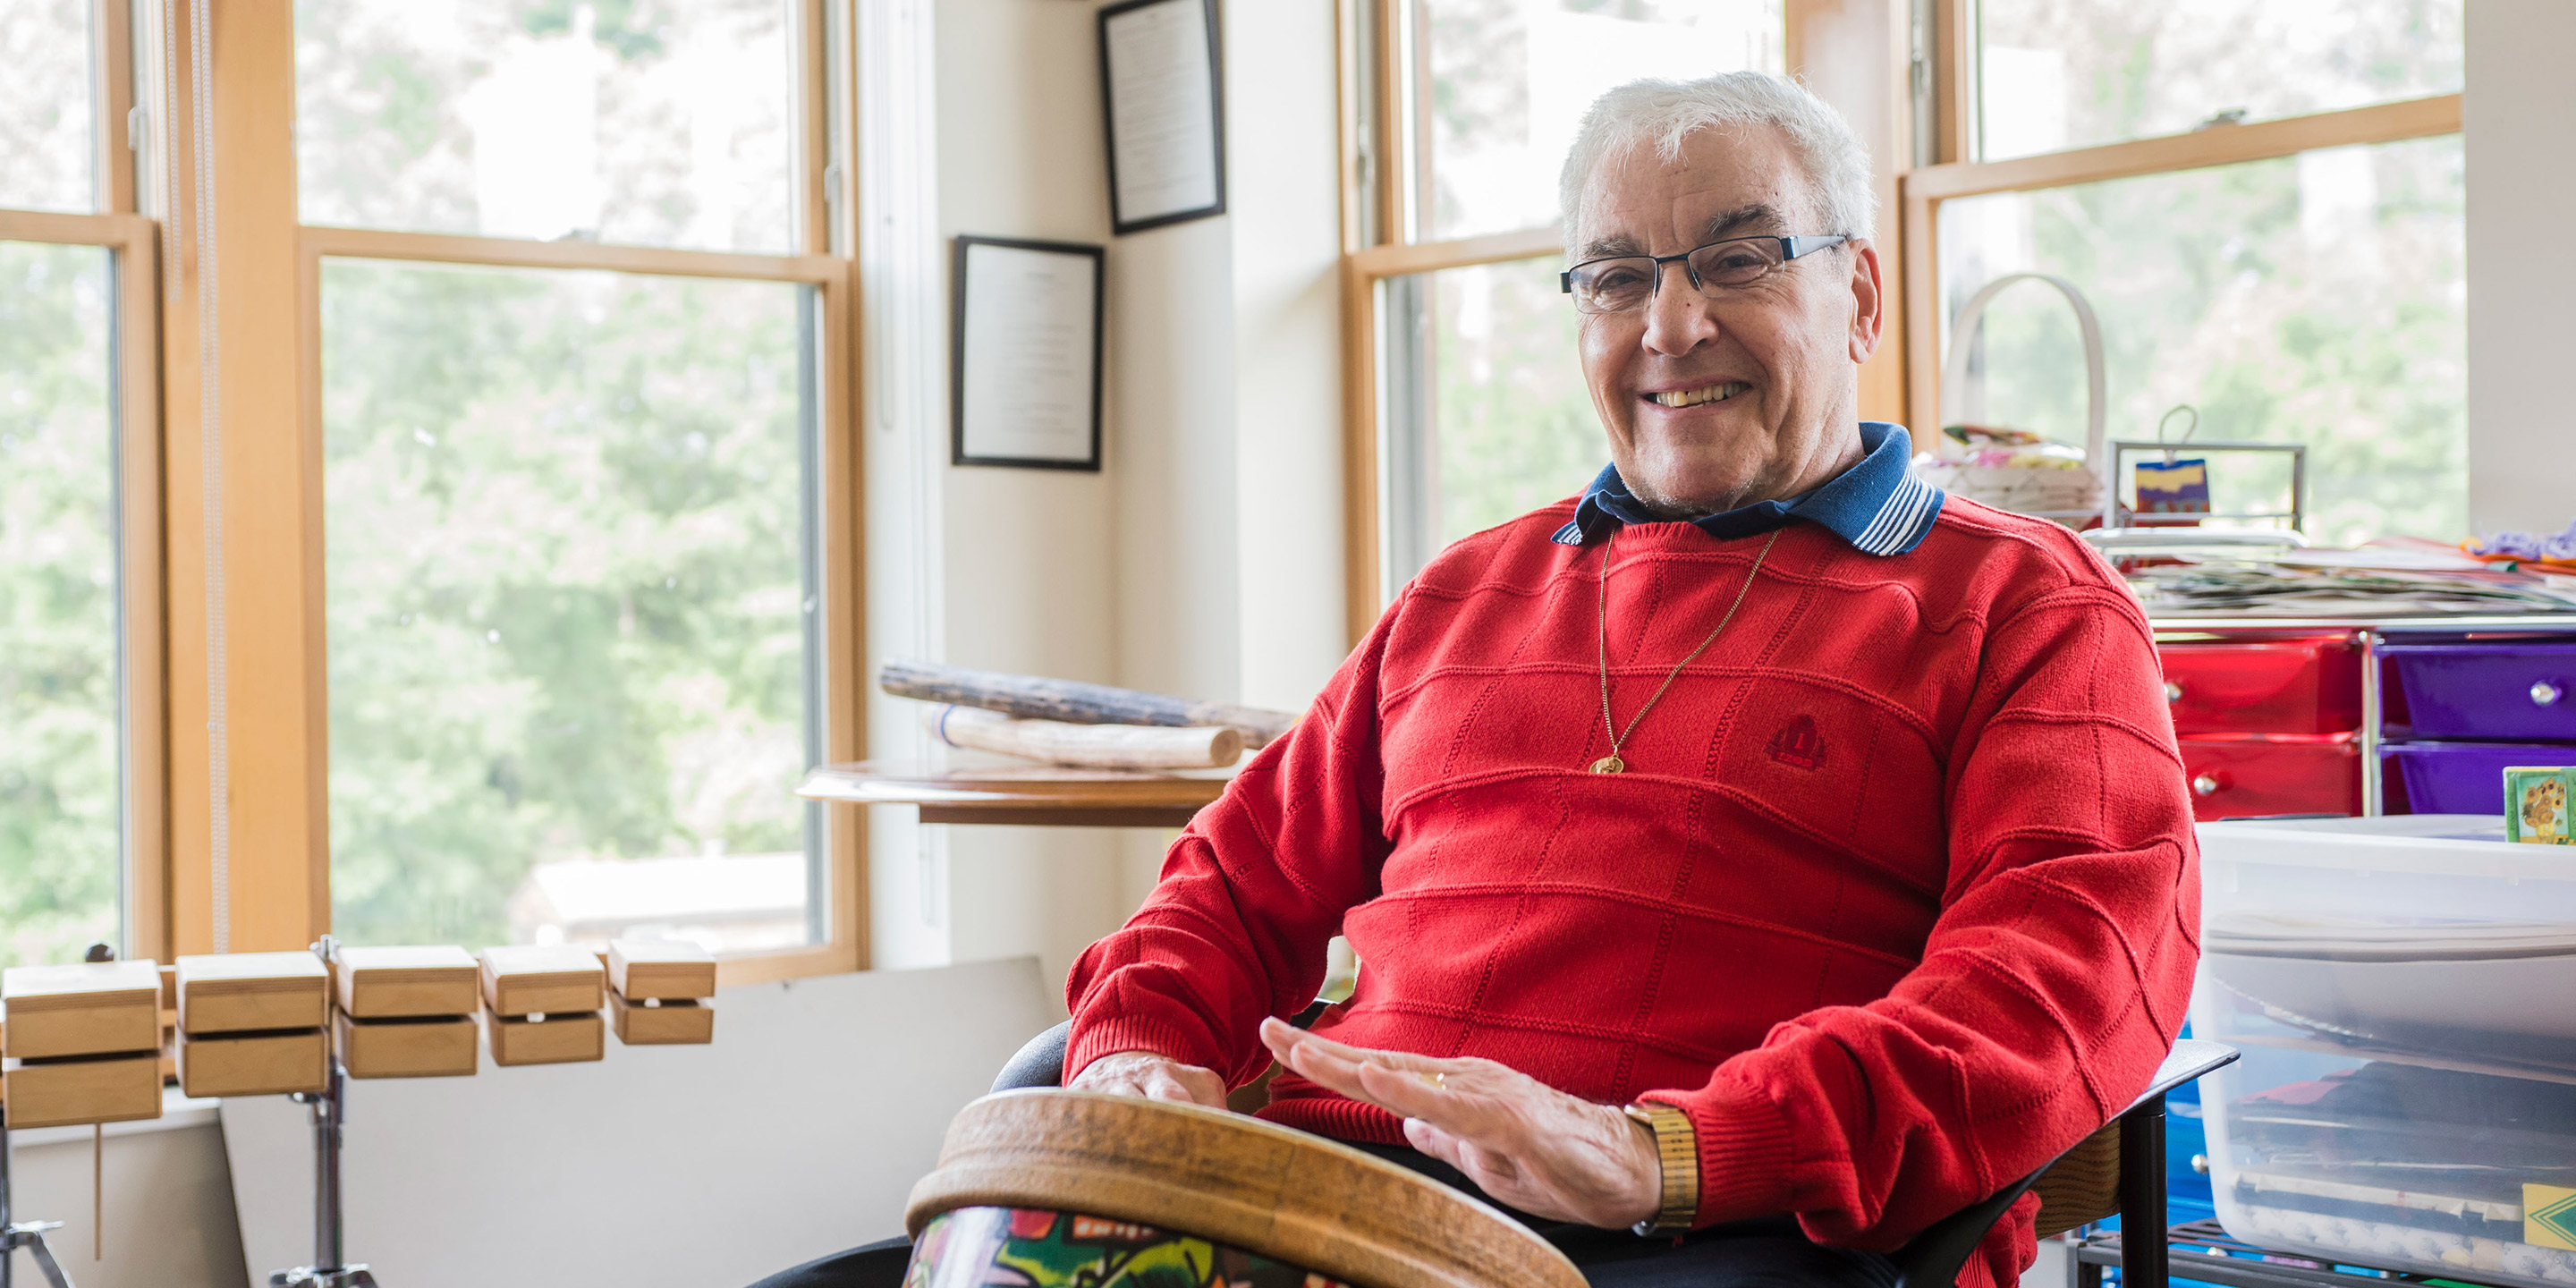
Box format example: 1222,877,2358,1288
1097,0,1226,234
950,235,1106,471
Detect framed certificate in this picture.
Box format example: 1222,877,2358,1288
950,235,1106,471
1097,0,1226,235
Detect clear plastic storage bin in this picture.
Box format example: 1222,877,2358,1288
2194,815,2576,1287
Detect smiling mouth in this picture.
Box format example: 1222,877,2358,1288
1648,381,1751,409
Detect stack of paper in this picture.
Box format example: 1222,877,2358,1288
2127,558,2576,614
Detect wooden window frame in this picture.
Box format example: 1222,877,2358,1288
135,0,868,984
1333,0,1915,646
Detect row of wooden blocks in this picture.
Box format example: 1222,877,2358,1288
0,940,717,1130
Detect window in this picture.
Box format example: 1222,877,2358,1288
319,261,823,952
0,242,119,966
1346,1,1788,614
1972,0,2461,161
1336,0,2472,640
291,0,859,973
0,0,95,213
0,1,858,978
295,0,798,251
0,0,162,968
1904,0,2464,543
1936,135,2463,545
1410,0,1783,241
1379,258,1594,579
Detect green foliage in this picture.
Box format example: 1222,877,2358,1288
1430,263,1606,546
294,0,792,252
0,242,120,969
1977,0,2461,154
1949,136,2466,545
0,0,94,213
321,260,811,947
513,0,668,61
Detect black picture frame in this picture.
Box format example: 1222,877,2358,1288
1097,0,1228,236
949,234,1106,472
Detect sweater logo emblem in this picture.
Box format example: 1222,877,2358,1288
1767,715,1826,770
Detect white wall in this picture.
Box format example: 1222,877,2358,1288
6,1104,247,1288
221,959,1046,1287
2465,0,2576,536
861,0,1350,1004
1216,1,1352,716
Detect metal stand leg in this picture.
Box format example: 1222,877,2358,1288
268,937,377,1288
2118,1093,2169,1288
1,1110,78,1288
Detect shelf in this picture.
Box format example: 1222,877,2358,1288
796,759,1230,828
2074,1218,2481,1287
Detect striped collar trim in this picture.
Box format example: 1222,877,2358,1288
1549,422,1944,557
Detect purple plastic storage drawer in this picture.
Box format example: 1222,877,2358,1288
2378,640,2576,740
2381,741,2576,814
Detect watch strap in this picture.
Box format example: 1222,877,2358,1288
1622,1100,1699,1236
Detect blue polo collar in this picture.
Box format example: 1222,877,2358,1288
1548,421,1944,556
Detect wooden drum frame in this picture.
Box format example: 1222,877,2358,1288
904,1091,1585,1288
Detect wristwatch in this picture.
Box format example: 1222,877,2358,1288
1622,1101,1699,1236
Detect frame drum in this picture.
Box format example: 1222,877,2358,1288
903,1090,1586,1288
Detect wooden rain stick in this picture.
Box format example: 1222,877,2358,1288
880,661,1299,748
924,705,1242,769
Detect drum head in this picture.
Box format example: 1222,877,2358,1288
905,1089,1587,1288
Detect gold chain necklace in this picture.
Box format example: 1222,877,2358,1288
1590,527,1780,774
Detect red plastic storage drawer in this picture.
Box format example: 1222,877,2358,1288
2377,639,2576,741
2176,734,2361,821
2157,635,2362,735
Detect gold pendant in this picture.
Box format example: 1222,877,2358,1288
1590,755,1625,774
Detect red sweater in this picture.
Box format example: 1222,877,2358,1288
1066,496,2200,1288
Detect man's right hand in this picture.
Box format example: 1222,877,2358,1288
1067,1050,1227,1109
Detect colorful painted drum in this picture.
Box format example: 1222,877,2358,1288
908,1206,1348,1288
904,1091,1585,1288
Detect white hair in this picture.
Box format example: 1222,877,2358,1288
1558,72,1877,253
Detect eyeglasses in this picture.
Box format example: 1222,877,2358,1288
1559,234,1850,315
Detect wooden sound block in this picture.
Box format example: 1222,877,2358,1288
333,945,481,1020
605,939,716,1002
908,1091,1586,1288
337,1013,479,1079
176,952,328,1035
2,1054,164,1129
479,945,606,1018
609,992,712,1045
178,1028,327,1098
2,960,164,1060
487,1011,603,1066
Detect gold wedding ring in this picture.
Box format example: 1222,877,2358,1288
1417,1070,1446,1090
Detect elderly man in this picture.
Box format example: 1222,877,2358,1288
757,71,2195,1288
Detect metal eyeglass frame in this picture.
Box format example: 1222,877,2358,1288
1559,234,1850,311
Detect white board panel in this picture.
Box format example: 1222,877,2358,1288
222,957,1047,1287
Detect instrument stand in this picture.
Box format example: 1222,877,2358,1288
0,1110,77,1288
269,938,377,1288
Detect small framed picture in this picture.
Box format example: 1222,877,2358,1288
950,235,1106,471
1097,0,1226,235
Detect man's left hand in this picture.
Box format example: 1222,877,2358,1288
1258,1017,1665,1230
